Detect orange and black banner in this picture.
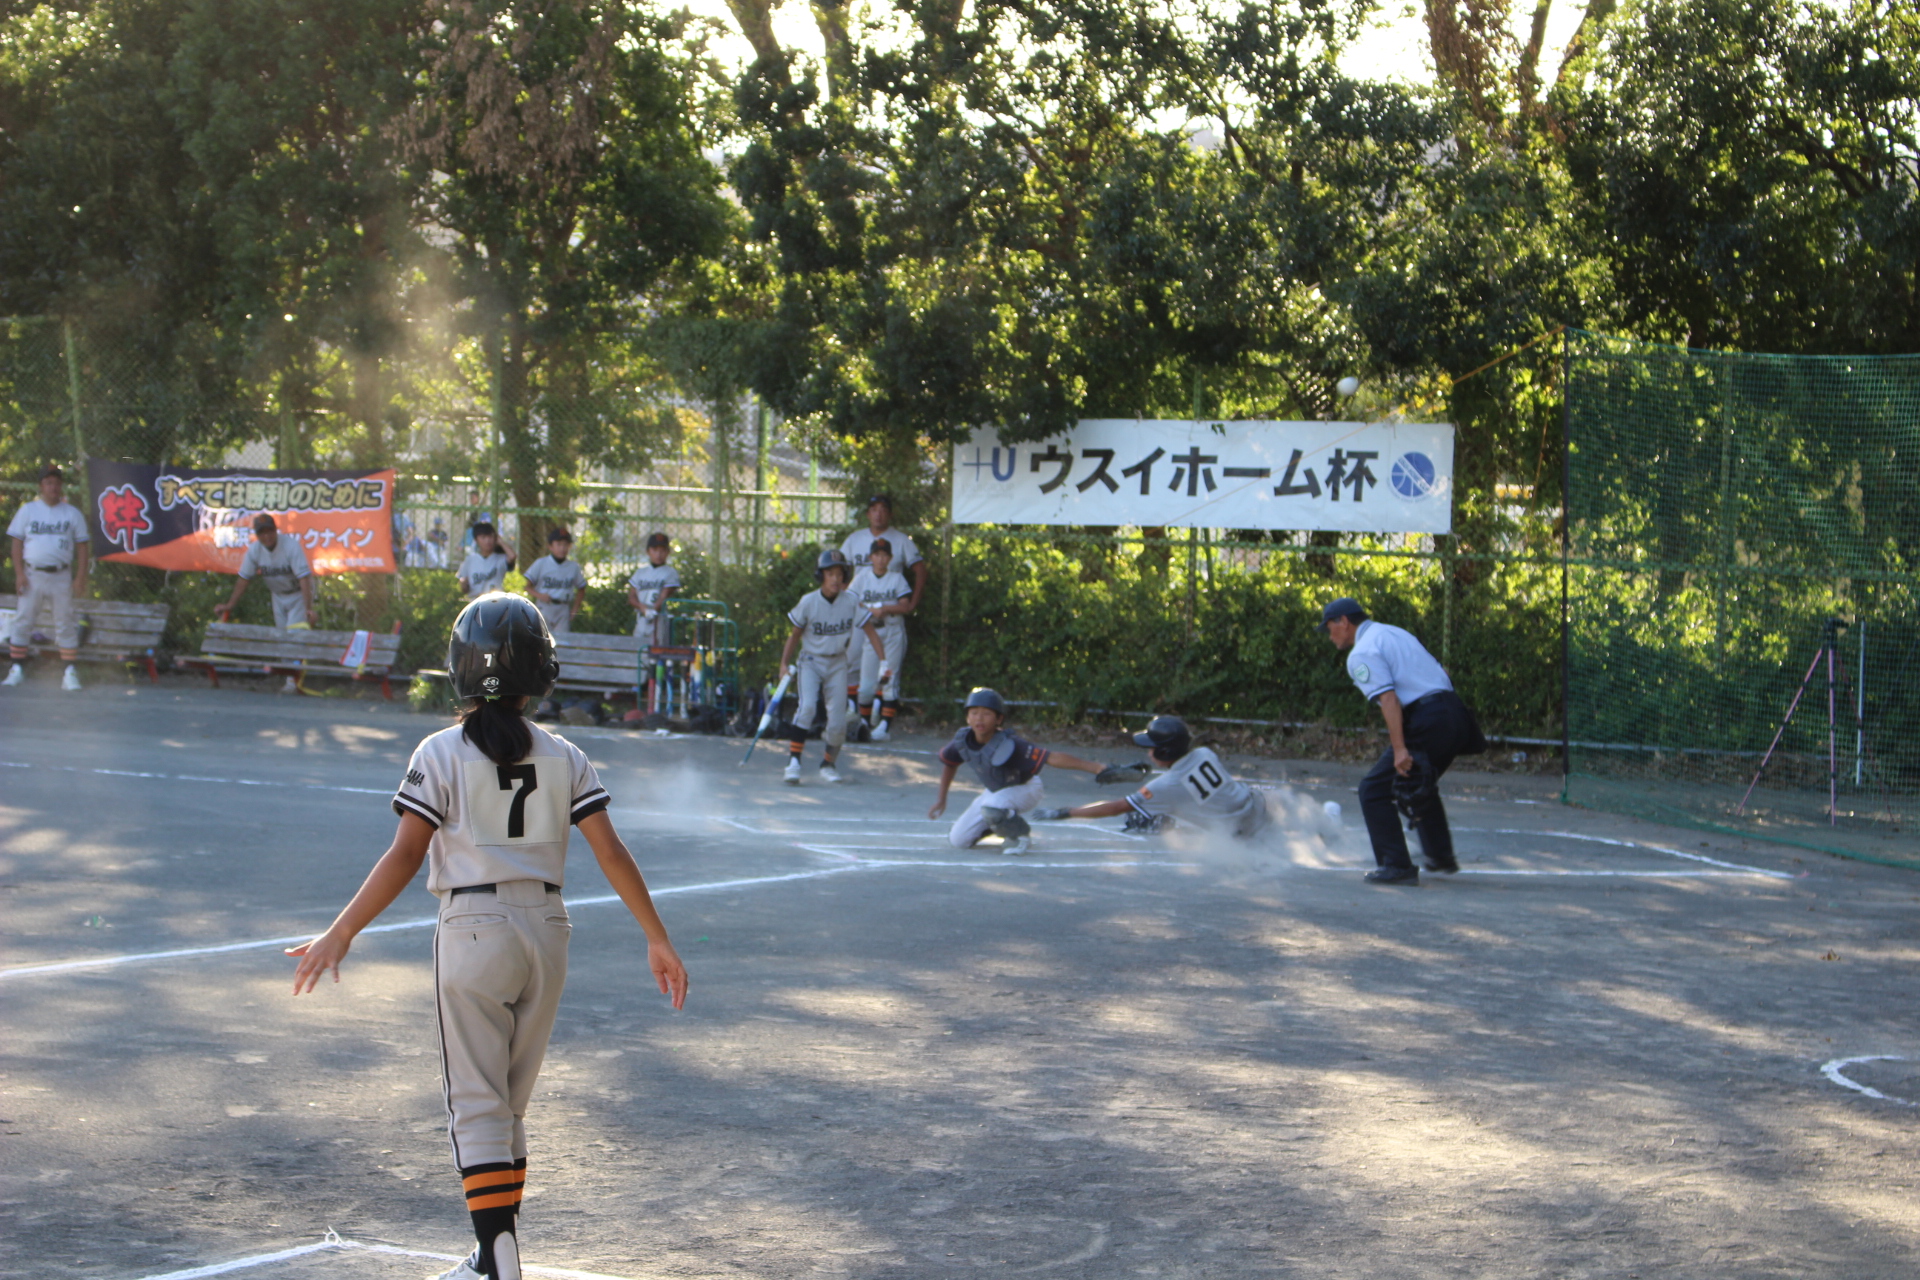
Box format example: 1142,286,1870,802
87,461,397,575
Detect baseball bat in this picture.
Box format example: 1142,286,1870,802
740,671,794,765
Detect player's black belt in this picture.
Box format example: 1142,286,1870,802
449,882,561,896
29,564,68,573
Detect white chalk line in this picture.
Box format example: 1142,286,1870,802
134,1231,648,1280
1451,828,1793,879
0,854,1184,983
1821,1055,1918,1107
5,760,393,796
1298,866,1770,878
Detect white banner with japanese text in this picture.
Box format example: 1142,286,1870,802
950,420,1455,533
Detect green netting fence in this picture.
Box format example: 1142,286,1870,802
1565,331,1920,867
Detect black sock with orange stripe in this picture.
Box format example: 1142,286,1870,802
461,1161,524,1278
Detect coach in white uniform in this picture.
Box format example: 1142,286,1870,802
1321,597,1484,884
5,463,90,690
216,513,314,628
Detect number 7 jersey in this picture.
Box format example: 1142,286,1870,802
392,722,612,895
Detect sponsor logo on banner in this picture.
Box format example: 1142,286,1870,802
951,420,1454,534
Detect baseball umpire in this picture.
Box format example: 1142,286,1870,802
1321,596,1485,884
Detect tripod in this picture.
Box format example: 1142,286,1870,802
1738,617,1865,826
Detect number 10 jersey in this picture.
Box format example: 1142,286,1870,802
392,721,612,895
1126,745,1268,839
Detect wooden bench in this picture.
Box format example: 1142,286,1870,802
181,621,404,698
0,594,170,681
553,631,647,696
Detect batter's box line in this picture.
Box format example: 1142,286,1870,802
1449,828,1794,878
135,1230,653,1280
792,844,1195,869
1822,1055,1919,1107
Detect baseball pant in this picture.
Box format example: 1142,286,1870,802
1358,690,1483,871
857,626,906,704
536,601,572,635
270,590,309,628
433,881,571,1169
949,778,1045,848
791,653,850,748
10,566,79,659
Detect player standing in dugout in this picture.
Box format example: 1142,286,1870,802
289,593,688,1280
1320,596,1486,884
626,532,679,649
523,527,587,635
457,521,515,599
5,463,89,690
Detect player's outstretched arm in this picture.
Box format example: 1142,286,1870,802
577,811,689,1010
1034,799,1134,821
213,576,249,621
287,813,434,994
928,761,959,819
1045,750,1108,775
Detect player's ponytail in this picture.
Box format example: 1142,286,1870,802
459,697,532,767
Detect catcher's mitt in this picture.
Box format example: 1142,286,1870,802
1391,752,1439,823
1030,807,1070,821
1121,810,1171,834
1095,761,1152,786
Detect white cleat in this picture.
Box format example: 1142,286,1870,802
428,1250,484,1280
281,675,299,694
871,719,890,742
61,664,81,691
1002,836,1031,856
819,763,843,784
2,664,23,687
783,759,802,785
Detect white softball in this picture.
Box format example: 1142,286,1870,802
1323,800,1343,821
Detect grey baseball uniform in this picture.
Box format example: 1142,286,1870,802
1126,746,1269,839
938,728,1051,847
523,556,587,635
458,549,513,599
392,721,611,1170
8,497,89,654
839,527,923,572
628,562,681,646
239,535,313,627
787,588,871,748
847,565,909,702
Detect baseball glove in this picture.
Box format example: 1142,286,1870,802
1095,761,1152,786
1391,753,1439,823
1121,810,1171,834
1030,807,1070,821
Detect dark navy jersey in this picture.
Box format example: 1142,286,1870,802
939,728,1049,791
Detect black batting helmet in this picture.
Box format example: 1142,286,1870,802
815,548,852,581
965,687,1007,716
1132,715,1192,760
449,592,559,700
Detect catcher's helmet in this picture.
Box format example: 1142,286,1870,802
449,592,559,701
1132,715,1192,760
815,548,852,582
964,687,1007,716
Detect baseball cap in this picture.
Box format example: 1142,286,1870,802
865,493,893,511
253,513,278,532
1316,597,1367,632
548,526,573,543
868,536,892,555
39,463,63,480
646,532,670,549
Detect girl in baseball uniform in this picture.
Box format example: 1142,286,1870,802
289,593,689,1280
777,549,887,785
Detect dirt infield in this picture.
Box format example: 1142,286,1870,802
3,680,1919,1278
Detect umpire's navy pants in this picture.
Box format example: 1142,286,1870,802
1358,690,1481,871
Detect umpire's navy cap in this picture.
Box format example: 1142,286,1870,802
1316,597,1367,632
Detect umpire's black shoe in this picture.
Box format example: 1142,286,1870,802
1421,852,1459,874
1363,865,1420,885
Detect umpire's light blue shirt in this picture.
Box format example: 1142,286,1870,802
1346,619,1453,706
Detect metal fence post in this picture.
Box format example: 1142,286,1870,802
63,321,87,465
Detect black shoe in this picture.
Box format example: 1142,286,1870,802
1421,852,1459,874
1364,866,1420,885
